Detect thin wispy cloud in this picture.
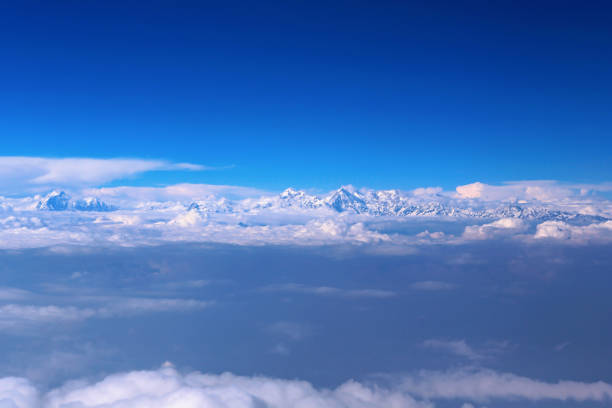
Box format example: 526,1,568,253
83,183,268,202
399,367,612,402
0,298,211,332
261,283,396,299
0,157,209,192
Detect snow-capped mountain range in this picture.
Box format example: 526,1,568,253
35,191,116,212
0,185,610,250
1,187,608,224
186,187,607,224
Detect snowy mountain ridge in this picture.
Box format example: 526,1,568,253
36,191,116,212
183,187,608,223
0,187,608,223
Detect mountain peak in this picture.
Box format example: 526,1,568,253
280,187,302,199
325,187,367,213
37,191,71,211
37,191,115,212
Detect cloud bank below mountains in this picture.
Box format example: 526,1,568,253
2,364,611,408
0,178,611,250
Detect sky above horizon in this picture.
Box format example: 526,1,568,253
1,1,611,191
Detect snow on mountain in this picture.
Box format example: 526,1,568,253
17,186,608,224
178,186,608,223
188,196,234,213
324,187,368,213
187,188,327,214
0,185,610,250
73,197,116,212
278,188,325,209
37,191,71,211
36,191,115,212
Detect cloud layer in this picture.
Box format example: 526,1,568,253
1,365,611,408
0,177,611,250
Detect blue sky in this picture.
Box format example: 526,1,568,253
1,1,611,190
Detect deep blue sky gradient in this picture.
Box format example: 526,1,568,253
1,1,611,190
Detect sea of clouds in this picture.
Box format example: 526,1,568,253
1,363,612,408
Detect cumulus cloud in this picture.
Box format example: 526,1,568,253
0,157,207,192
0,365,610,407
454,180,612,204
462,218,527,240
455,180,579,202
456,182,487,199
534,220,612,243
42,365,429,408
261,283,396,299
412,187,443,196
0,376,39,408
0,206,610,250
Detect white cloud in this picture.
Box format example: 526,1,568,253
462,218,527,240
400,367,612,402
84,183,267,204
0,206,609,250
0,298,210,331
456,182,487,199
454,180,612,203
43,365,430,408
0,287,32,300
455,180,573,202
0,376,39,408
0,304,97,327
0,157,206,192
0,365,609,407
534,220,612,243
261,283,396,299
412,187,443,196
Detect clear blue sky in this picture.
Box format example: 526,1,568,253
1,1,611,191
